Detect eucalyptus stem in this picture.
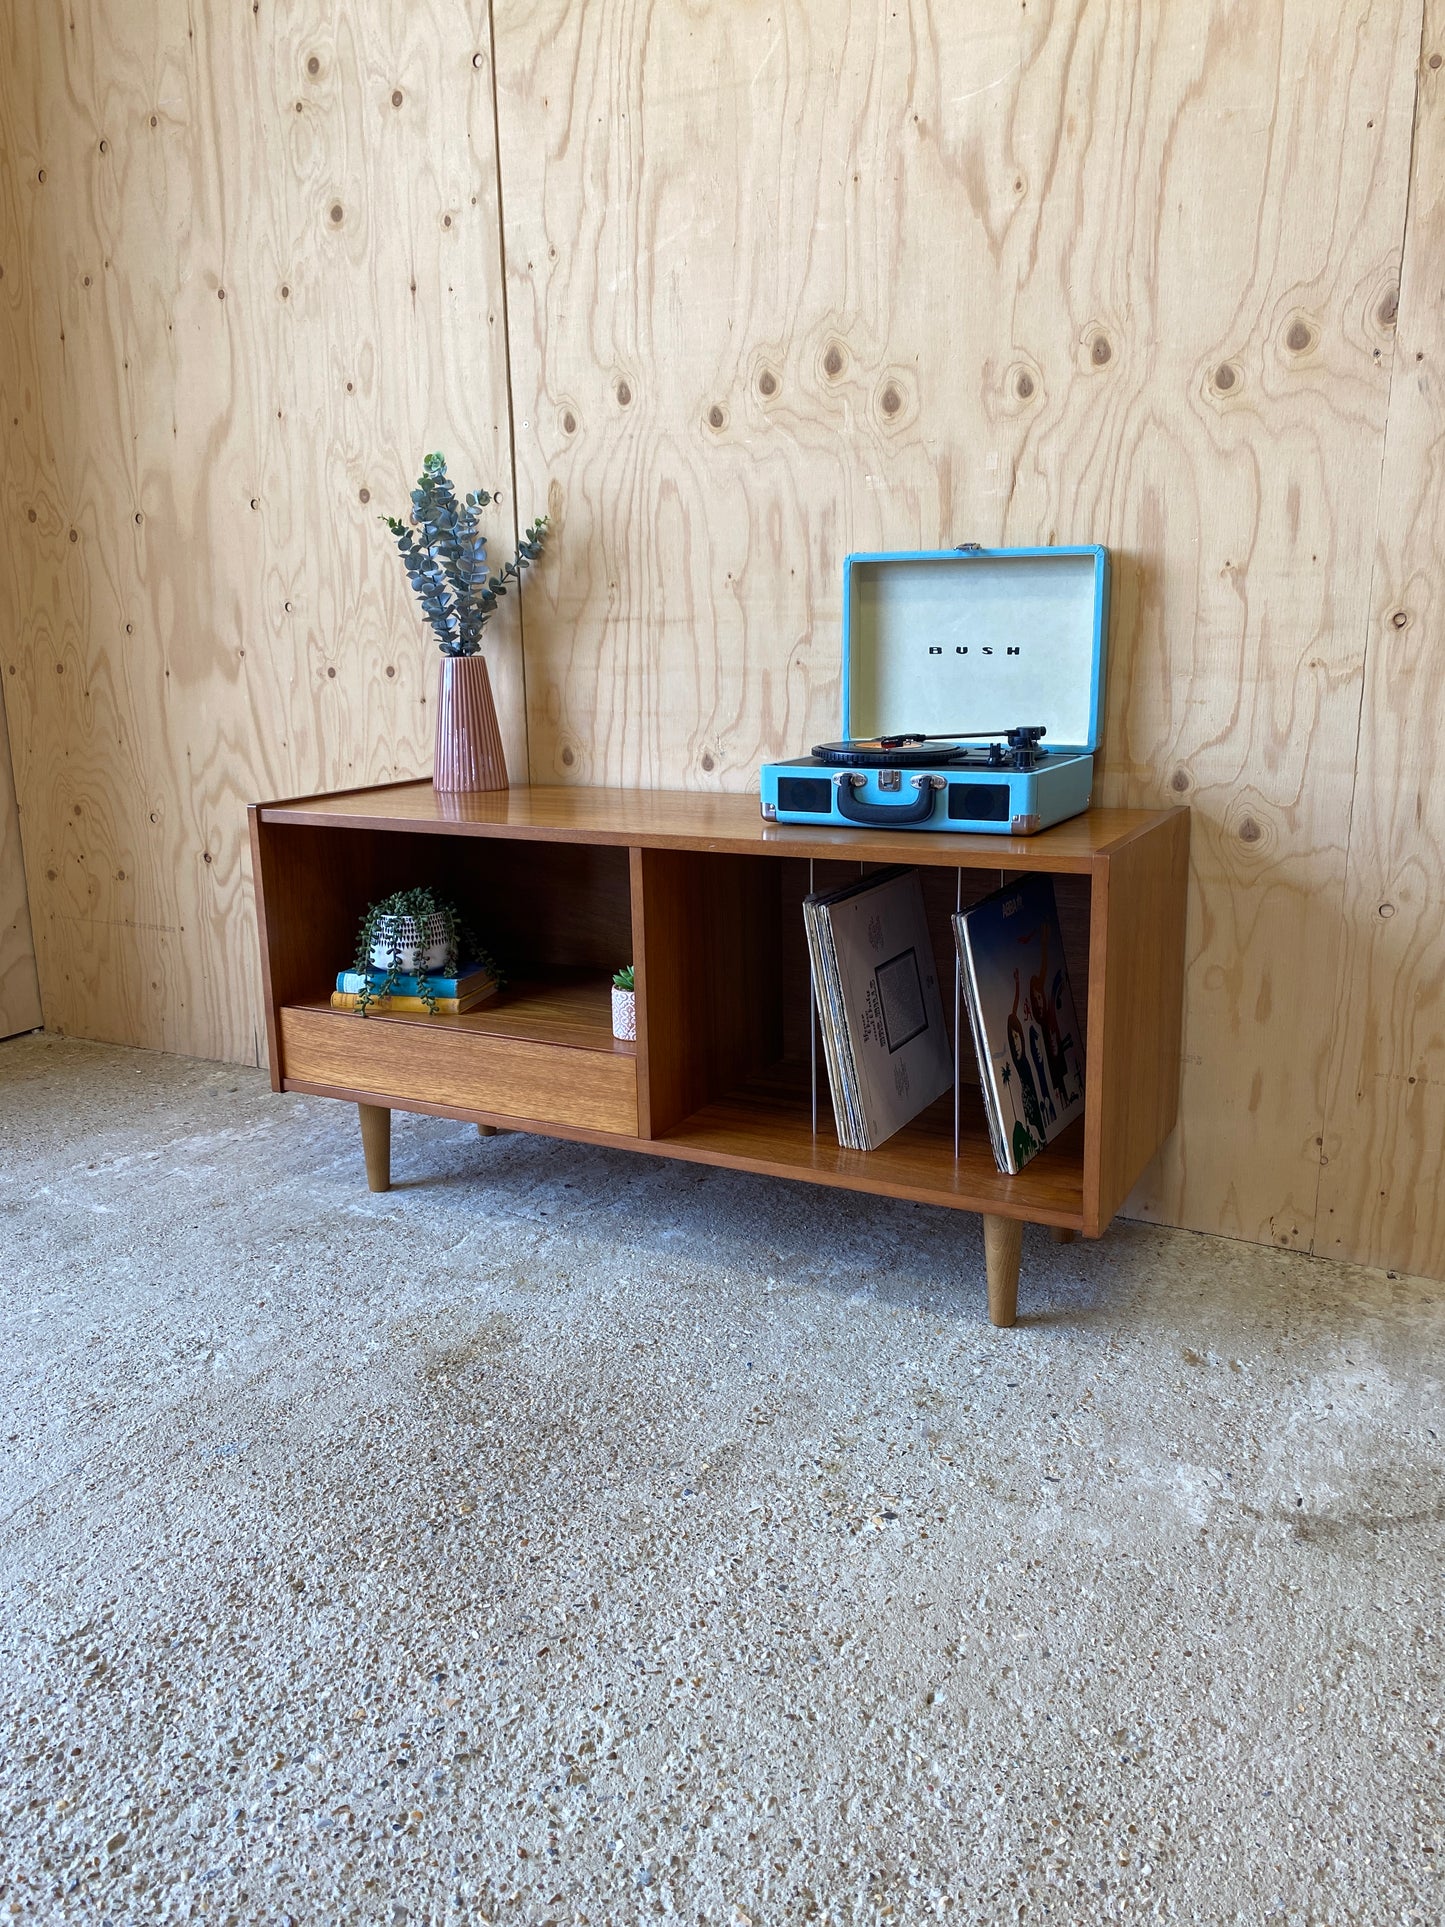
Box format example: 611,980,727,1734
383,451,548,658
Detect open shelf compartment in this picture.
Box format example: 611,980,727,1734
258,819,637,1132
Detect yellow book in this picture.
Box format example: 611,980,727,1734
330,984,496,1015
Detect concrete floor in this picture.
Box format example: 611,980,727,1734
0,1035,1440,1926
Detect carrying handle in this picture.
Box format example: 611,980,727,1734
834,773,942,827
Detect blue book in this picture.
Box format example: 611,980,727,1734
335,963,494,997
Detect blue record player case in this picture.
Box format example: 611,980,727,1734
760,544,1109,835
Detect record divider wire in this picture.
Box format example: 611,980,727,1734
809,858,818,1137
954,868,1007,1158
954,867,961,1159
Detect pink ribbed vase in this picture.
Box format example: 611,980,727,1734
433,652,508,793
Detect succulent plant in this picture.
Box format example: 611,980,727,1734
383,452,547,657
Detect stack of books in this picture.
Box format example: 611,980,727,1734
953,874,1085,1174
330,961,500,1015
804,866,954,1150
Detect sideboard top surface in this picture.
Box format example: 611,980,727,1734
254,781,1182,873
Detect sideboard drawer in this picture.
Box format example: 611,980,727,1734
279,1006,638,1136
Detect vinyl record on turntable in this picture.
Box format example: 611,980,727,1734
810,736,969,770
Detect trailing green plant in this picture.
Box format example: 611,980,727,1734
383,452,548,656
612,963,635,993
350,887,499,1014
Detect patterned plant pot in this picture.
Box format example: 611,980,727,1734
369,913,449,974
611,987,636,1041
435,652,508,793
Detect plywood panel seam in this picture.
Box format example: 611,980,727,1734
485,0,532,781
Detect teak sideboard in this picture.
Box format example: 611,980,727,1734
248,784,1190,1327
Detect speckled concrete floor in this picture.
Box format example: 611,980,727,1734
0,1034,1440,1926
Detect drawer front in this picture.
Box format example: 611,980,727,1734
280,1008,638,1136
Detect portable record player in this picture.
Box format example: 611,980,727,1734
760,544,1109,834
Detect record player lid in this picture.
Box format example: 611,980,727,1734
842,545,1108,755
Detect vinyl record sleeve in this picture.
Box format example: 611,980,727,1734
804,900,862,1148
953,874,1085,1173
806,867,953,1150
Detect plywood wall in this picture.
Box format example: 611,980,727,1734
0,0,518,1063
1317,3,1445,1277
0,683,42,1038
495,0,1431,1270
2,2,1443,1282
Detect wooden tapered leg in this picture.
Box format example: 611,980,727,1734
1050,1226,1076,1244
983,1214,1022,1328
358,1103,391,1192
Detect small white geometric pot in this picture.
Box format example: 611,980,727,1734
611,986,636,1041
370,912,449,974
